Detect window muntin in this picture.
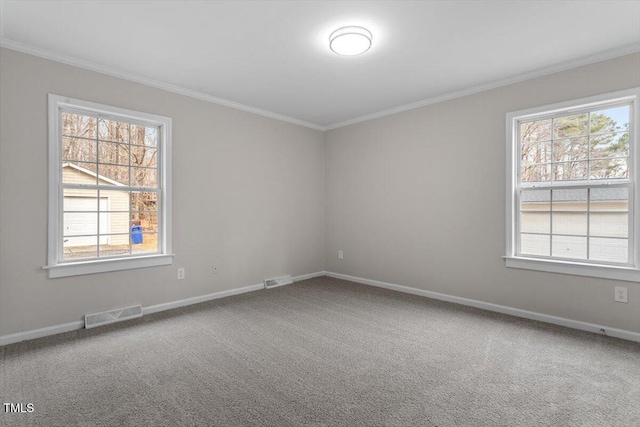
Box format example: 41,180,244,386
60,110,161,262
517,103,632,265
520,105,630,184
518,186,630,264
48,95,172,277
508,90,638,275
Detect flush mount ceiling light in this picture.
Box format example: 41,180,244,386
329,26,372,56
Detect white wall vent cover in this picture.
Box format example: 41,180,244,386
85,304,143,329
264,275,293,289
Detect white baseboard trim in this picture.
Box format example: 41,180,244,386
325,271,640,343
0,320,86,347
142,283,264,316
292,271,326,282
0,271,325,346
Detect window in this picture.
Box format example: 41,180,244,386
47,95,172,278
505,88,640,281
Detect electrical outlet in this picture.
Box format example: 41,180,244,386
212,265,219,275
177,267,185,280
614,286,628,303
338,250,344,260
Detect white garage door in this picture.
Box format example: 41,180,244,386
64,197,110,246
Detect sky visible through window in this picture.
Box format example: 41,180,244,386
517,103,632,264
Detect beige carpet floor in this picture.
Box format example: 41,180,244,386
1,276,639,426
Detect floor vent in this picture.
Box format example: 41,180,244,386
85,304,143,329
264,275,293,289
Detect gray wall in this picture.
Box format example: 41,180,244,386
2,47,639,338
325,53,640,333
0,48,325,336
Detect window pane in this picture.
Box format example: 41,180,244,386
553,114,588,138
553,137,588,162
131,233,159,255
98,119,129,143
521,119,551,143
131,167,157,188
589,158,628,180
130,145,157,168
145,127,158,148
590,187,628,238
62,162,98,185
553,189,587,236
520,234,550,256
590,132,629,159
97,188,131,257
130,124,158,147
553,211,588,236
131,192,158,213
590,106,630,134
553,189,588,209
97,164,129,186
520,189,550,234
63,212,97,236
98,141,130,166
63,236,97,260
521,164,550,182
63,189,97,211
590,213,629,238
100,191,129,255
99,235,131,257
552,161,588,181
521,141,551,165
521,188,551,206
520,212,550,234
62,112,96,139
590,187,629,209
552,236,587,259
132,212,158,233
63,137,97,163
98,190,130,211
99,212,130,236
589,238,628,263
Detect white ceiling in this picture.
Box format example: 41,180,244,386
1,1,639,129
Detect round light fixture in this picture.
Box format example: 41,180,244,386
329,26,372,56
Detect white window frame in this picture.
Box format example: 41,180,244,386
505,88,640,282
46,95,173,278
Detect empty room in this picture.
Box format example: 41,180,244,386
1,0,639,425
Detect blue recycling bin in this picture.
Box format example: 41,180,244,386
131,226,143,244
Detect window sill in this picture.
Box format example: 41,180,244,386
44,254,174,278
503,256,640,282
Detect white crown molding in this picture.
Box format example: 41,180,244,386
325,43,640,131
0,37,325,131
1,35,638,133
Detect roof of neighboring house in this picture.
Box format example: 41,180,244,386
63,163,125,187
522,186,628,202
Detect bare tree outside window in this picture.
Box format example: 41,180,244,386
520,107,629,183
517,104,631,263
61,112,160,259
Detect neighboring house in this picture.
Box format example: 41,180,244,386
521,188,628,261
63,163,129,247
